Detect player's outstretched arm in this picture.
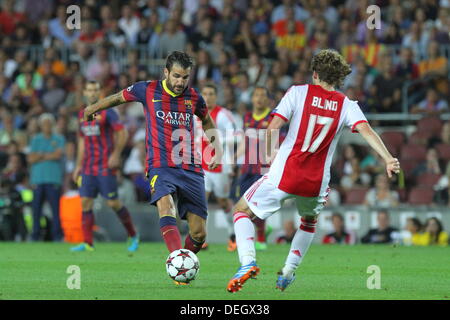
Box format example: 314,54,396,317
355,122,400,178
83,91,126,121
73,136,84,183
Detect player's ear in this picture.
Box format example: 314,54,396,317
164,68,169,78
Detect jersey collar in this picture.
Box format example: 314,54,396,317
252,107,271,121
162,79,181,97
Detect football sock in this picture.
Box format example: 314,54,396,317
282,217,317,278
233,211,256,265
82,210,94,246
254,217,266,242
115,206,137,237
184,234,204,254
160,216,182,252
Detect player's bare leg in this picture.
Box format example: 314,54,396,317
227,197,260,293
71,197,95,251
276,214,318,291
184,212,206,254
106,199,139,252
157,194,182,252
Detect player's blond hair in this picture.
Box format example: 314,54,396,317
310,49,352,88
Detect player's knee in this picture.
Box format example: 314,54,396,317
81,198,94,211
107,199,122,211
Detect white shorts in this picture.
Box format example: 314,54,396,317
243,175,328,220
204,170,230,198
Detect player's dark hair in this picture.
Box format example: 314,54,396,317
166,51,194,72
310,49,352,88
202,83,217,94
252,86,270,98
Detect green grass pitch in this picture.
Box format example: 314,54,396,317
1,242,449,300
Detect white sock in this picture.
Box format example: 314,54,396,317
283,217,317,278
234,211,256,265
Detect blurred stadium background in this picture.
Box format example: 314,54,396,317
0,0,449,246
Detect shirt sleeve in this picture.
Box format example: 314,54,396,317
194,93,208,120
29,136,39,153
271,85,298,122
343,98,368,133
121,81,148,103
106,109,125,131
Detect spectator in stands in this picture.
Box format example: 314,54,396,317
371,53,403,113
418,40,448,77
339,144,370,190
364,173,400,208
28,113,65,242
411,88,449,115
40,75,66,113
403,217,424,246
275,219,296,244
412,147,443,177
395,47,419,80
416,217,449,246
158,19,187,58
322,213,356,244
361,210,398,244
118,4,140,45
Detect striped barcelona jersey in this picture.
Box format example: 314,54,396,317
78,109,124,176
122,80,208,174
194,105,236,173
269,84,368,197
241,107,273,175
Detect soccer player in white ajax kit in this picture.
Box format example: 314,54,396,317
226,49,401,293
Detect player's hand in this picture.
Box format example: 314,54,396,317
83,105,97,121
385,157,400,178
72,166,81,184
108,153,120,169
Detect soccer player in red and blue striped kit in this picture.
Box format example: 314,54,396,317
83,52,222,272
71,80,139,252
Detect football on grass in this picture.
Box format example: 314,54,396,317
166,249,200,283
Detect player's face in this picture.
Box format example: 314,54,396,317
84,83,101,104
201,87,217,108
165,64,190,95
251,88,268,111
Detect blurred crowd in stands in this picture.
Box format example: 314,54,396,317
0,0,450,241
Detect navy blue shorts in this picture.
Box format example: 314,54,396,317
147,167,207,220
78,174,118,200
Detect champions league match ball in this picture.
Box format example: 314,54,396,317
166,249,200,283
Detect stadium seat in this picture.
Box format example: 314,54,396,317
344,187,369,205
416,173,442,187
380,131,405,154
417,116,443,137
400,144,427,162
400,160,421,179
408,131,432,145
407,187,435,205
435,143,450,161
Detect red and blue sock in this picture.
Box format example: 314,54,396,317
82,210,94,246
160,216,182,252
115,206,137,237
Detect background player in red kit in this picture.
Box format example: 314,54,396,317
83,52,221,268
226,49,401,293
195,83,236,250
71,80,139,252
